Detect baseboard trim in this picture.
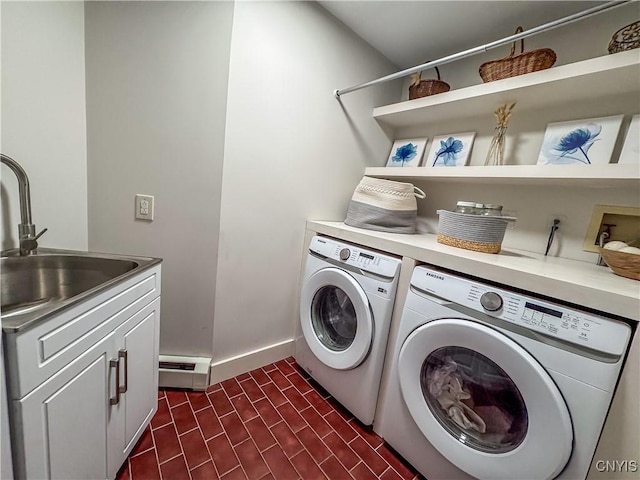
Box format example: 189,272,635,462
209,339,294,384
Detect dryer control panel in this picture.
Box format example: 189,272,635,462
411,266,631,357
310,236,400,278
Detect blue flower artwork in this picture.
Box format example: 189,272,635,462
391,143,418,166
537,116,623,166
427,132,475,167
432,137,464,166
549,123,602,164
386,138,427,167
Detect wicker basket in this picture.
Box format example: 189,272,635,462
409,66,450,100
479,27,556,83
599,248,640,281
608,21,640,54
437,210,516,254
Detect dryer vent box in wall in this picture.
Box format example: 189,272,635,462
583,205,640,253
158,355,211,391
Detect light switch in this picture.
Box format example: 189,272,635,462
135,194,154,221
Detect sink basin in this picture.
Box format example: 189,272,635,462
1,249,161,332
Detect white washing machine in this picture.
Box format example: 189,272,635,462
375,265,632,480
294,235,401,425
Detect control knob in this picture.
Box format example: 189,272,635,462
480,292,503,312
339,248,351,261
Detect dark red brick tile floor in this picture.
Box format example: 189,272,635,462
116,357,423,480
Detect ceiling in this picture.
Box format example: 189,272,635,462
318,1,608,69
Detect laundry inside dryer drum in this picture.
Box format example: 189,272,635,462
311,286,358,351
421,346,529,453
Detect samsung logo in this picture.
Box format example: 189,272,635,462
425,272,444,281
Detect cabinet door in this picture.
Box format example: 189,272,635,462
108,298,160,478
15,332,116,480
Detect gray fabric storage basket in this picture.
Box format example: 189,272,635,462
436,209,516,254
345,176,426,234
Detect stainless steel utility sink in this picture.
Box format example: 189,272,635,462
1,249,161,332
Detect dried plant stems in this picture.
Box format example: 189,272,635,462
485,102,516,166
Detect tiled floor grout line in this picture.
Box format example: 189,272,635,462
246,371,328,479
148,409,163,480
214,381,253,480
284,366,392,479
125,359,422,480
374,443,411,480
187,457,211,474
128,445,154,459
246,374,304,480
276,371,358,476
164,399,193,480
158,452,184,467
182,394,214,477
161,394,199,480
255,366,363,478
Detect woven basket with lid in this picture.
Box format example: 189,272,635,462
479,26,556,83
409,66,450,99
436,210,517,254
608,20,640,54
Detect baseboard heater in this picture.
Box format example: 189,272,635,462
158,355,211,391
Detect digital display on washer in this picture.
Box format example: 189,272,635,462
359,253,374,260
525,302,562,318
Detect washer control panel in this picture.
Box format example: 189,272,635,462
411,266,630,356
310,236,400,278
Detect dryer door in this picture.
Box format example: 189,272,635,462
300,267,373,370
398,319,572,480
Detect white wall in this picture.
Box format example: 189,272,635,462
85,1,234,357
212,1,399,369
1,1,87,252
394,3,640,262
402,2,640,94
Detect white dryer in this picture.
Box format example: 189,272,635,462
295,235,401,425
375,265,632,480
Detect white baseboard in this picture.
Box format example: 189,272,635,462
209,339,294,384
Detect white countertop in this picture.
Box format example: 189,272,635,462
307,221,640,322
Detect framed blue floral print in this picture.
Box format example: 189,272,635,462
386,138,428,167
426,132,476,167
537,115,624,165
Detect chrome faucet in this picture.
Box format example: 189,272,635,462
1,153,47,255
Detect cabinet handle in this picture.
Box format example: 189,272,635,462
118,349,128,394
109,358,120,406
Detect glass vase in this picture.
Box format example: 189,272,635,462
485,126,507,166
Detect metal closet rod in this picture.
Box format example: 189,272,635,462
333,0,630,98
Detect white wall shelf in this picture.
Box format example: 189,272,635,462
369,51,640,187
364,164,640,187
373,50,639,129
307,221,640,321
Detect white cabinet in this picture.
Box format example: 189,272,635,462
17,332,115,480
108,301,160,479
4,265,161,480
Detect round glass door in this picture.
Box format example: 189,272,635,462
300,268,373,370
311,285,357,351
398,318,572,480
421,346,528,454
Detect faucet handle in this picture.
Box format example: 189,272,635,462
34,228,48,241
20,228,47,253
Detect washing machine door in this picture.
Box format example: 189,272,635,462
398,319,573,480
300,267,373,370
